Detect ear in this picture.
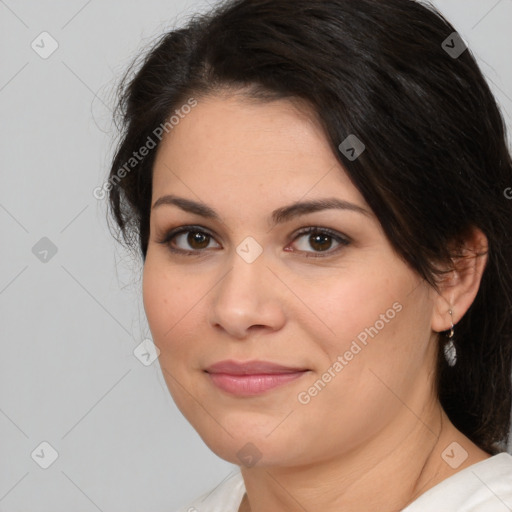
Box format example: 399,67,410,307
431,227,489,333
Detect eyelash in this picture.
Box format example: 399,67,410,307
156,225,351,258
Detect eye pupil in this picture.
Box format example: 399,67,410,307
310,233,332,251
188,231,209,249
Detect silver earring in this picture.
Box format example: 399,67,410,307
443,309,457,367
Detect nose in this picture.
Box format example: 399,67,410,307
208,249,286,340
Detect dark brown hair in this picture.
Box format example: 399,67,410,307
107,0,512,454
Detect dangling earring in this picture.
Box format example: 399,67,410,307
443,309,457,367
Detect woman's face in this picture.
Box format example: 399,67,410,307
143,93,440,467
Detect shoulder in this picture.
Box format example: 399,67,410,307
175,470,245,512
403,452,512,511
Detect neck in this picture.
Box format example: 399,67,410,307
239,404,490,512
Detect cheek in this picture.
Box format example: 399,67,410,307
302,262,411,358
142,254,216,381
142,261,169,339
142,257,201,405
142,256,190,349
299,257,433,416
291,268,430,446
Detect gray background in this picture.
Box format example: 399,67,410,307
1,1,511,510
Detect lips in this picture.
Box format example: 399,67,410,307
205,359,308,374
204,359,309,396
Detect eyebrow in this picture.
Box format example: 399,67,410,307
152,194,371,227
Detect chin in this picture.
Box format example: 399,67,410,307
193,420,303,469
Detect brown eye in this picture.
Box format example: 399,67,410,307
308,233,333,252
186,231,211,249
159,227,221,254
291,227,350,257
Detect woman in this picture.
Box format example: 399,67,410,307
106,0,512,510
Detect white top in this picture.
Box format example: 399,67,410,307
176,452,512,512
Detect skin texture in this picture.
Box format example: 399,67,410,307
143,93,491,512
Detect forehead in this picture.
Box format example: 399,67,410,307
151,94,367,209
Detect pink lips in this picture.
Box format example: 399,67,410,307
204,360,309,396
